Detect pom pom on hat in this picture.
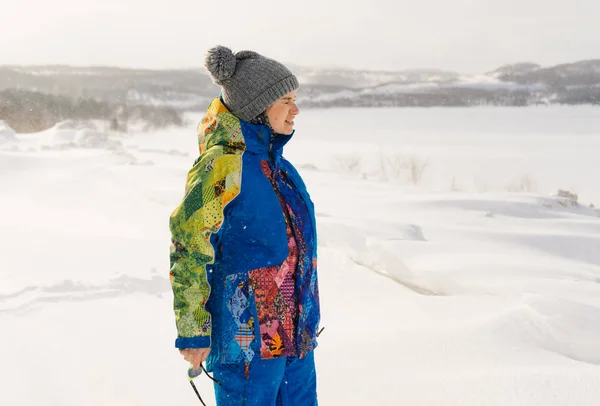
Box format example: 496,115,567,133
204,45,237,83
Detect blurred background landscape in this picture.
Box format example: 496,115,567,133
1,59,599,133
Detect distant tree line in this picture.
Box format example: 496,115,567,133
299,88,536,109
0,89,183,133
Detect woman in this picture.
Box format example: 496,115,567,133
169,46,321,405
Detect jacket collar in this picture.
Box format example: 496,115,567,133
198,98,294,157
240,120,294,155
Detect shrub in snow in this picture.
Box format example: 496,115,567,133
505,174,537,193
407,156,428,184
379,152,403,181
555,189,579,207
379,151,428,184
333,151,428,185
334,153,362,174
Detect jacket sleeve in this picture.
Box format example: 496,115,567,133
169,146,242,349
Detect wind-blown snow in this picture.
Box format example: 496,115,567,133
1,106,600,405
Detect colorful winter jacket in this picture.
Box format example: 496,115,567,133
169,98,320,366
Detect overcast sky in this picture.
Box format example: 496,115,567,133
1,0,598,73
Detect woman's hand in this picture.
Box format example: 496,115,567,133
179,348,211,370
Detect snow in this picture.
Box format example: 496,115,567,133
0,120,16,140
1,106,600,405
48,120,123,150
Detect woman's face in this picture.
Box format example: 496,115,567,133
266,90,299,135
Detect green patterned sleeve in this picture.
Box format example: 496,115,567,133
169,146,242,349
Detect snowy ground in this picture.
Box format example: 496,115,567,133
1,106,600,405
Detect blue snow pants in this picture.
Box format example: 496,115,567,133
212,351,317,406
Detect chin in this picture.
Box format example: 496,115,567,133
276,126,294,135
284,124,295,135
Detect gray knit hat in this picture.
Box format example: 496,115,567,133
204,46,299,122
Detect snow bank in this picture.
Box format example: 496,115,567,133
50,120,122,150
0,120,16,141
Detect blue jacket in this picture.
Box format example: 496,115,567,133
169,98,321,367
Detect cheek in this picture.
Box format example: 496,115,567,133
269,107,287,124
278,107,292,120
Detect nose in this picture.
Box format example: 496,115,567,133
291,103,300,116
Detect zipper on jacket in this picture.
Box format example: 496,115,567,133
268,134,276,167
279,164,318,246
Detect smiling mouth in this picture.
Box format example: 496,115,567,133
285,120,294,125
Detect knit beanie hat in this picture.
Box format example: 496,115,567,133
204,46,299,122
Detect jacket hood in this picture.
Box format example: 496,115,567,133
197,98,246,155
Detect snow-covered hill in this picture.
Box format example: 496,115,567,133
2,59,600,111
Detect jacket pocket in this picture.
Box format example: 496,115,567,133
219,271,258,364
